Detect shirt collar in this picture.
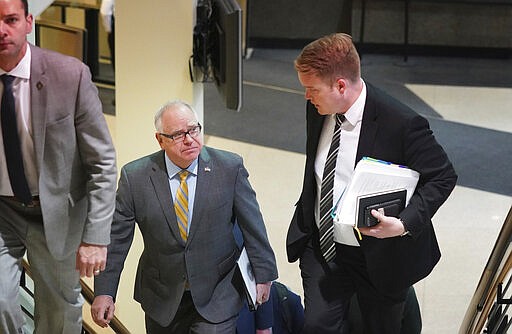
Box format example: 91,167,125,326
164,152,198,178
341,79,366,126
0,45,31,79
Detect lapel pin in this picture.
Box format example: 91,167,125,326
204,167,211,172
36,81,43,90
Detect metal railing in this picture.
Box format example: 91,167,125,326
459,205,512,333
21,259,130,334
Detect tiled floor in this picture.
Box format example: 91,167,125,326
103,52,512,333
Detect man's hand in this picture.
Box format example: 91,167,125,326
256,281,272,305
76,243,107,277
91,295,115,328
358,209,406,238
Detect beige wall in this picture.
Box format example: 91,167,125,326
115,1,196,166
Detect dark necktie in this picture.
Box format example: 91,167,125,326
1,75,32,204
318,114,345,262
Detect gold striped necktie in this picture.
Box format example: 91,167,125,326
175,170,189,241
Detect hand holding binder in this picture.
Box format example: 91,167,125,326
334,157,420,228
357,189,407,227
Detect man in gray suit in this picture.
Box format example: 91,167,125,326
92,100,278,333
0,0,117,333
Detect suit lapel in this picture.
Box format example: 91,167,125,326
29,45,49,174
355,84,379,164
306,101,324,160
150,152,185,246
186,147,212,244
304,101,325,191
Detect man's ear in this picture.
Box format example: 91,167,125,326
25,14,34,34
336,78,347,94
155,133,164,147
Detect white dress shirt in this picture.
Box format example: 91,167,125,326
314,80,367,246
0,46,38,196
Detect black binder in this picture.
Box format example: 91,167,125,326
356,189,406,227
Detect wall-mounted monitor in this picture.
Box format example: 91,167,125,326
193,0,242,111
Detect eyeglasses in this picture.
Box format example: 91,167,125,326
159,123,202,143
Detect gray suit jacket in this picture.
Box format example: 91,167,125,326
29,45,117,259
94,147,278,326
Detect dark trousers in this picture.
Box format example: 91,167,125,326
145,291,237,334
300,241,407,334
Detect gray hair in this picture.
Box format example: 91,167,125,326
154,100,197,132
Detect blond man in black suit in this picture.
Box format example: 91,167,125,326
286,33,457,333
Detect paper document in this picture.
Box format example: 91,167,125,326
335,157,420,226
237,247,257,310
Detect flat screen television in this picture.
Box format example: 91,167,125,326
194,0,242,111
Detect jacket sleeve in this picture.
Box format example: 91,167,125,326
75,63,117,246
94,167,136,299
232,158,278,283
399,114,457,237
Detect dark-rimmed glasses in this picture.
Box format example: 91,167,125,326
159,123,202,143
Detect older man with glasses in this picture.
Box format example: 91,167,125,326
91,100,278,333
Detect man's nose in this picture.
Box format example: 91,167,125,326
182,132,194,143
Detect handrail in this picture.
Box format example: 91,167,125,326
35,19,86,34
459,205,512,333
22,259,130,334
52,0,100,11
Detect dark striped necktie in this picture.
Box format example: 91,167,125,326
318,114,345,262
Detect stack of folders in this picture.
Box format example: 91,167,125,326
335,157,420,228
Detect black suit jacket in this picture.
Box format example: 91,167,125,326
286,83,457,293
